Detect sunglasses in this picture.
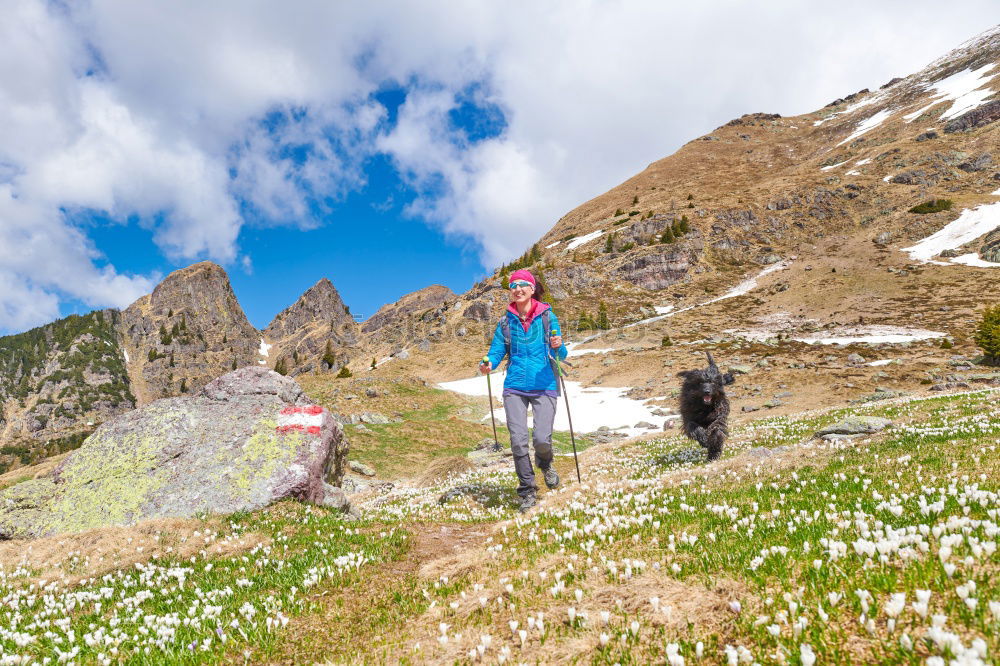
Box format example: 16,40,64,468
509,280,534,289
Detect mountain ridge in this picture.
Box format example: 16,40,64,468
3,25,1000,472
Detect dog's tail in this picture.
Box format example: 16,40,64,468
706,351,718,370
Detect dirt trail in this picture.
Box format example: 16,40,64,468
265,521,493,665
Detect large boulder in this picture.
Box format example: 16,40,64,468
0,367,349,540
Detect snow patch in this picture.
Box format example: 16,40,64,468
795,326,945,345
903,64,997,123
883,174,893,182
868,359,895,366
855,158,872,166
709,261,790,303
845,170,860,176
565,229,605,250
439,372,672,436
545,240,560,249
123,348,129,363
612,262,790,333
814,91,883,126
902,202,1000,265
950,253,1000,268
821,160,848,171
837,109,894,146
728,325,945,345
565,344,615,358
259,338,272,357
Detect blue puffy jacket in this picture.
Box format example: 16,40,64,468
486,301,567,392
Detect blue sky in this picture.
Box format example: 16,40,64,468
76,87,507,328
0,2,995,335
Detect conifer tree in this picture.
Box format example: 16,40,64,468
322,340,337,369
632,195,639,205
974,304,1000,365
604,232,615,253
597,302,610,330
274,358,288,375
680,215,691,234
661,227,675,243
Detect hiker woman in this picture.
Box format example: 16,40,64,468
479,269,567,512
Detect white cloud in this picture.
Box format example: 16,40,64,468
0,184,155,327
0,0,995,331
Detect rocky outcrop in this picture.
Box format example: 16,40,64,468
462,301,491,322
0,367,349,540
362,285,455,334
957,153,993,172
120,262,260,405
544,265,602,299
944,100,1000,133
613,249,697,290
616,216,672,245
360,285,456,359
714,209,758,230
264,278,359,375
889,170,938,186
980,228,1000,263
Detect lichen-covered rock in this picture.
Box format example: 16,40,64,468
815,416,892,437
0,367,347,540
349,460,376,477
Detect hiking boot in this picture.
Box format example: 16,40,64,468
542,467,560,490
518,494,537,513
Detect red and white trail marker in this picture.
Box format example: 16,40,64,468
276,405,324,435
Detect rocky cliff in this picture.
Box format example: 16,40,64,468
360,285,457,362
263,278,359,376
119,262,260,405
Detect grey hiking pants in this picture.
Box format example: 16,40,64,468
503,394,557,498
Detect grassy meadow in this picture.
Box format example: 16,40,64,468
0,388,998,664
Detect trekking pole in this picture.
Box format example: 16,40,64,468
549,338,582,484
482,356,501,451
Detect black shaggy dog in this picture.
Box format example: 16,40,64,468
677,352,735,461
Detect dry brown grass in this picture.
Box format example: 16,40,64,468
415,455,477,487
0,452,71,490
0,516,266,587
397,544,751,665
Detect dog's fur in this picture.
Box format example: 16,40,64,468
677,352,735,461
